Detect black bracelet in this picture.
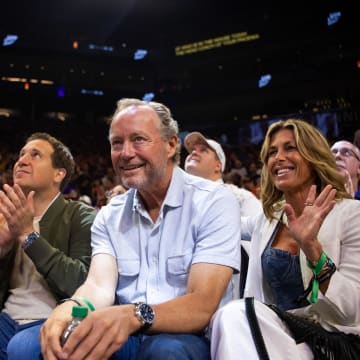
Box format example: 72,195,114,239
316,265,336,283
315,257,336,282
297,258,336,304
58,298,82,307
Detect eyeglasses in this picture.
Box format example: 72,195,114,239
331,147,360,161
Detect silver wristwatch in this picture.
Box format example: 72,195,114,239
134,302,155,333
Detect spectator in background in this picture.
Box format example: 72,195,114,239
39,99,241,360
79,194,93,207
62,183,80,201
184,132,262,217
247,161,261,184
91,177,107,208
0,149,17,189
331,140,360,198
241,176,260,199
105,184,127,204
229,157,248,178
71,160,93,202
0,132,96,359
223,172,242,188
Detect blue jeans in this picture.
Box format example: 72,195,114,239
111,333,210,360
2,316,210,360
0,312,44,360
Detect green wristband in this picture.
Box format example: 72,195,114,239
307,251,327,275
306,251,328,303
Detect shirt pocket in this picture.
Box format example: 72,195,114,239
117,258,140,290
166,252,193,288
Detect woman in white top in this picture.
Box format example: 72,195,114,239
210,118,360,360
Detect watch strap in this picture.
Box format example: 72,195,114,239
22,231,40,250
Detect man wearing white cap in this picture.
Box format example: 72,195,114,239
184,132,262,217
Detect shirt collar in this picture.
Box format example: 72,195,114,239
132,166,184,214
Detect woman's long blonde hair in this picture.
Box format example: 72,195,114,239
260,118,351,220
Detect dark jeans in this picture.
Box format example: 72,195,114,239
111,333,210,360
0,312,44,360
2,312,210,360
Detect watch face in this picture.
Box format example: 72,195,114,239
139,303,155,324
326,258,336,271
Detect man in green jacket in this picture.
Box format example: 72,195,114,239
0,132,96,359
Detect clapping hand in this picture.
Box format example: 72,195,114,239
0,183,35,242
284,184,336,261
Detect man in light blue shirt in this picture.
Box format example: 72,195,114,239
40,98,241,360
92,166,240,308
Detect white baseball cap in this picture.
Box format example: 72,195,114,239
184,132,226,172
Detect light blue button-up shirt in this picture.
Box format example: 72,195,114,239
91,166,241,307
